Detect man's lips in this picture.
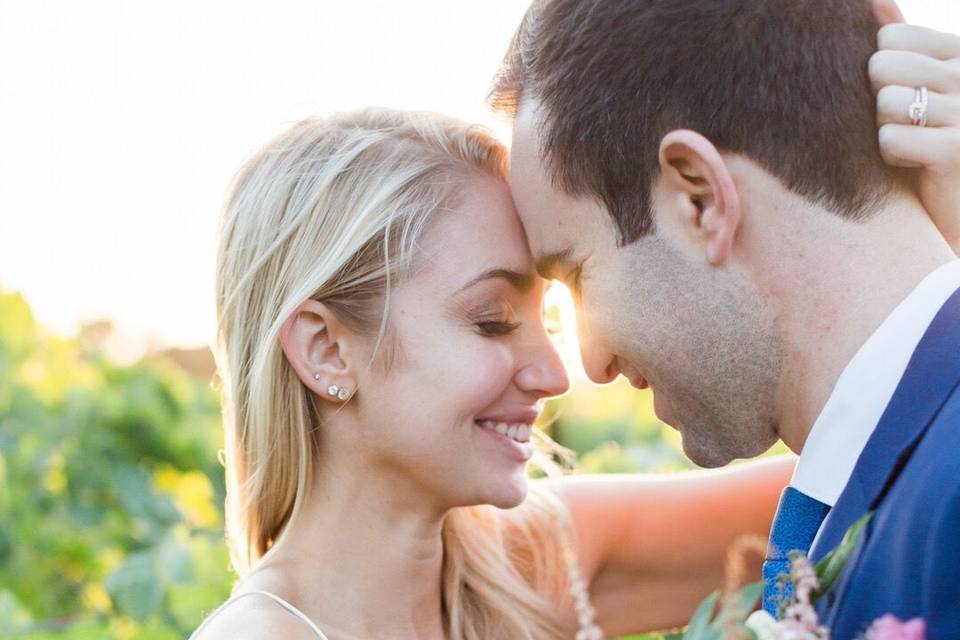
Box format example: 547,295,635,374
619,361,650,390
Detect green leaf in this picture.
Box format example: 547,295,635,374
156,534,194,585
112,464,180,534
683,590,718,639
813,511,874,601
722,580,763,618
0,589,33,635
104,550,162,622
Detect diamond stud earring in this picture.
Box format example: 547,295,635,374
326,384,352,401
313,373,321,381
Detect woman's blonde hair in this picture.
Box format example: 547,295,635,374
213,108,575,638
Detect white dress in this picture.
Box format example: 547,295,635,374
188,590,330,640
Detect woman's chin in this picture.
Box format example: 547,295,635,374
447,468,530,510
483,476,529,510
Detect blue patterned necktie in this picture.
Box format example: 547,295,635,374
761,486,831,616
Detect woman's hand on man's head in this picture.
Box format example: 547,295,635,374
871,0,960,253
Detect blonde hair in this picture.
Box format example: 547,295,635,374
213,108,575,639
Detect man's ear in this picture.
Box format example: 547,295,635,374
657,129,741,266
279,300,357,403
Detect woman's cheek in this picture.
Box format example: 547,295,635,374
447,340,515,412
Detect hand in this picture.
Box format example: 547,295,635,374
870,0,960,253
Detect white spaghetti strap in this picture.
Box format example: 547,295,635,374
188,589,330,640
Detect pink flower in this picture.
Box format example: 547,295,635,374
865,615,926,640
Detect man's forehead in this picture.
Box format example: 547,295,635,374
509,104,574,228
508,98,618,272
509,105,551,199
510,100,543,158
507,103,565,265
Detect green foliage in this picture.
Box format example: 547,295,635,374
811,511,874,604
0,290,232,639
666,581,762,640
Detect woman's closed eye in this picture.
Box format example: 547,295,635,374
470,299,523,336
475,318,521,337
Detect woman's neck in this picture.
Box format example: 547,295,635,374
243,463,449,639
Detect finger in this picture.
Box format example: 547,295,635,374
869,50,960,94
878,23,960,61
871,0,906,27
877,86,960,128
879,123,960,169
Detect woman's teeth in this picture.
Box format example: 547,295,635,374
476,420,532,443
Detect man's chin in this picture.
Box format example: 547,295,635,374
683,443,735,468
679,431,741,468
680,429,774,468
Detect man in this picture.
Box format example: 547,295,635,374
492,0,960,635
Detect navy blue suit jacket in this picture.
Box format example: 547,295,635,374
809,286,960,639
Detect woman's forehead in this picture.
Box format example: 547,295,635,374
422,177,535,278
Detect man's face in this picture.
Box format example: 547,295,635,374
509,101,783,467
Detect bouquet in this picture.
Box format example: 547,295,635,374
680,513,926,640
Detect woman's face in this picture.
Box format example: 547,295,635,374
353,174,570,511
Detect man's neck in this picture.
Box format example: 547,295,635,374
767,195,956,452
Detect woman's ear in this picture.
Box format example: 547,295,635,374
657,129,741,266
279,300,357,403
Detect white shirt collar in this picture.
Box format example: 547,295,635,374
792,259,960,507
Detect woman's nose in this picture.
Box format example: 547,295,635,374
515,331,571,399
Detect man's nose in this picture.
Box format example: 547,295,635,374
578,323,620,385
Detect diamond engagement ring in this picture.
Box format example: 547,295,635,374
909,86,929,127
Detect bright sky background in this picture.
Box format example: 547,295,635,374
2,0,958,363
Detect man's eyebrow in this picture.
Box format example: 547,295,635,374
457,268,535,294
535,248,573,280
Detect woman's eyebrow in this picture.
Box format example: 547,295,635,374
456,268,535,294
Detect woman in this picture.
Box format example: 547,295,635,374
191,22,960,640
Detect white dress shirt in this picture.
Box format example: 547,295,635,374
792,259,960,514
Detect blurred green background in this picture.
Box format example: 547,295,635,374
0,288,703,639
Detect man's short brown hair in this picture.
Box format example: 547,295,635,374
491,0,905,245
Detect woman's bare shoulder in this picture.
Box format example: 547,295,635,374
191,592,323,640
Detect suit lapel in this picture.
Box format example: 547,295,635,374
810,285,960,562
